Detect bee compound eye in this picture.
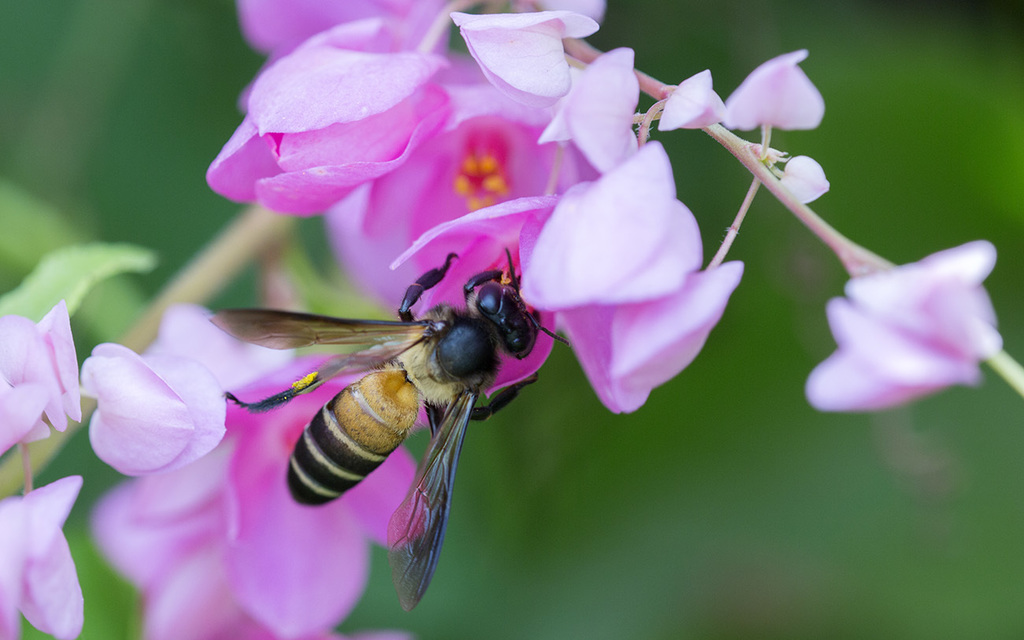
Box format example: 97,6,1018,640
476,284,502,315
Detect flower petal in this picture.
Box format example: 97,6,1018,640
523,142,701,308
227,405,369,637
658,69,726,131
611,262,744,392
780,155,829,203
452,11,599,108
83,344,226,475
555,47,638,171
724,50,824,130
17,476,84,640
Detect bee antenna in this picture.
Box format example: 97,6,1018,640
528,312,571,348
504,247,521,291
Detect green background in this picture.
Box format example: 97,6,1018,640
3,0,1024,638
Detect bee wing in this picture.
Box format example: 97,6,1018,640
215,309,433,412
387,391,478,611
212,308,431,349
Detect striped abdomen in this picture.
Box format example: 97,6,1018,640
288,367,420,505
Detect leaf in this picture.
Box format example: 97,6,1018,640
0,179,82,274
0,243,157,321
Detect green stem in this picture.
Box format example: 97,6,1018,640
0,206,295,498
985,350,1024,401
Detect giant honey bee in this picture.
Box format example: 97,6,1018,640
211,252,561,611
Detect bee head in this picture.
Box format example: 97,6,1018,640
474,281,537,358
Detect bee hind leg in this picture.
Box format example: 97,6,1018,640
471,373,539,421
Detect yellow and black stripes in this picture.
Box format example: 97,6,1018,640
287,368,420,506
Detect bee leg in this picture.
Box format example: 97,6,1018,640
462,268,504,299
425,404,446,437
398,252,458,321
471,373,539,421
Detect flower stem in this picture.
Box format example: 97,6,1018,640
708,176,760,269
563,39,890,277
985,350,1024,401
18,444,32,494
418,0,478,53
563,38,669,99
119,206,294,352
702,124,893,277
0,205,295,498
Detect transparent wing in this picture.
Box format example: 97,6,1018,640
387,391,477,611
214,308,433,412
212,308,430,349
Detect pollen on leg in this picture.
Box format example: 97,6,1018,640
291,372,319,392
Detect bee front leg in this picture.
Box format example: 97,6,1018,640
471,373,539,421
398,253,458,321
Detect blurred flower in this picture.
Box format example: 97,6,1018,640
807,241,1002,411
0,476,84,640
236,0,445,55
82,305,288,476
81,343,227,476
514,0,606,22
451,11,599,108
780,155,830,203
0,300,81,447
724,49,824,131
207,21,450,214
539,47,638,172
92,359,416,640
657,69,726,131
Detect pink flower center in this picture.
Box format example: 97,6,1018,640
453,150,510,211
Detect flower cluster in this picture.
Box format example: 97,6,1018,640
207,5,760,413
206,2,1006,416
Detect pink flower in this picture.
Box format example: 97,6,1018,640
657,69,726,131
82,304,288,476
780,155,829,203
555,263,743,412
82,343,227,476
539,47,638,171
522,142,699,307
326,80,591,307
451,11,599,108
92,359,416,640
0,300,81,447
207,22,450,214
520,142,743,412
0,476,84,640
0,384,49,455
807,241,1002,411
236,0,445,54
724,49,824,131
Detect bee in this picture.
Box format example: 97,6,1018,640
211,251,562,611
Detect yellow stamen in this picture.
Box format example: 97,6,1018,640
453,150,511,212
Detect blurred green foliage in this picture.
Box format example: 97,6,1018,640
3,0,1024,638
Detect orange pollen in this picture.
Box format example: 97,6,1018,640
453,151,510,211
